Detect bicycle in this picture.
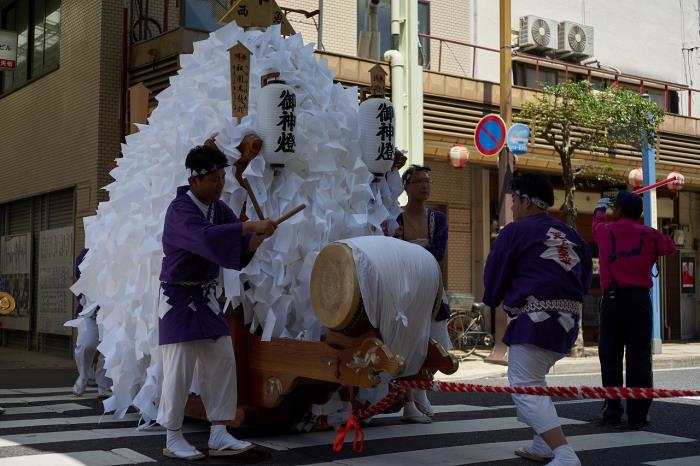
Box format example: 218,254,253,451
447,302,494,358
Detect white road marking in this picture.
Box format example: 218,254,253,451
0,448,156,465
644,455,700,465
0,394,98,404
304,432,695,465
0,387,96,396
0,424,208,449
250,416,585,451
0,413,140,429
0,403,92,415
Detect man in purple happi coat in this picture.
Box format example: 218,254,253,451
157,144,276,460
484,173,592,466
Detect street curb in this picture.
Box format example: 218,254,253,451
437,354,700,383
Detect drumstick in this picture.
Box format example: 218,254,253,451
241,178,266,220
274,204,306,225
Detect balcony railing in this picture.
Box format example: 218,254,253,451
418,33,698,119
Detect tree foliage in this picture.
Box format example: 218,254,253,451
519,80,665,227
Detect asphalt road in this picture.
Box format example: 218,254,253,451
1,367,700,465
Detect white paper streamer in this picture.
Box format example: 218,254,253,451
71,23,402,422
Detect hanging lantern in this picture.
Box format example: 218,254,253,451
667,170,685,193
257,78,296,167
448,144,469,169
359,96,395,177
628,167,643,189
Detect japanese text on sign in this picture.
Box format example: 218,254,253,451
229,42,252,119
375,102,394,161
275,89,296,153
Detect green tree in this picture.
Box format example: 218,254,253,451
519,81,665,227
519,81,664,356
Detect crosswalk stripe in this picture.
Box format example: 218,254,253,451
374,404,491,418
0,393,98,404
0,387,96,396
644,456,700,466
0,424,208,449
0,413,140,429
0,448,156,465
0,403,92,415
305,432,695,465
250,416,586,451
375,399,599,419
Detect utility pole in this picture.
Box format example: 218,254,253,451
641,95,663,354
485,0,513,365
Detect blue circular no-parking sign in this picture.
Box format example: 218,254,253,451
474,114,506,156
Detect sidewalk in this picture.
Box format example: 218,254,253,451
0,347,75,370
438,342,700,382
3,342,700,377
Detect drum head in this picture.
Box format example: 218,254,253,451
310,243,361,331
0,292,16,316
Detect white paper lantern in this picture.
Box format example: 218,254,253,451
257,79,296,167
628,167,643,188
667,170,684,193
359,96,395,177
448,144,469,169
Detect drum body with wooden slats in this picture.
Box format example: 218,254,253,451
310,242,442,337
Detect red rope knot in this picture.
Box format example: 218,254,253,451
332,403,365,453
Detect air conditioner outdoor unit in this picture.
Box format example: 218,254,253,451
519,15,559,52
557,21,594,60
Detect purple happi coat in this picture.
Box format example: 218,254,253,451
483,213,592,354
158,186,252,345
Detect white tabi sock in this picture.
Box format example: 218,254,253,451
166,429,197,453
530,434,554,457
413,389,434,414
209,424,252,451
547,444,581,466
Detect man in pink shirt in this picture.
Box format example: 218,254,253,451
592,190,676,430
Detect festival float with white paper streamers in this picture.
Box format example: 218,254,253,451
70,22,404,423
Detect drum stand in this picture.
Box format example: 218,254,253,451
184,305,459,427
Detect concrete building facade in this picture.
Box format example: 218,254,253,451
2,0,700,353
0,0,124,351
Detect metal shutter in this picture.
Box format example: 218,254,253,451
36,189,75,354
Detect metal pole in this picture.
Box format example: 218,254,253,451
641,94,663,354
317,0,324,50
485,0,513,365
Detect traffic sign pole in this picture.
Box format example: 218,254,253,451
486,0,513,366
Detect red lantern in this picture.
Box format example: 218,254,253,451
628,167,643,189
667,170,684,193
449,144,469,169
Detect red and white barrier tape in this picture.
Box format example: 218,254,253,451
333,380,700,453
396,380,700,400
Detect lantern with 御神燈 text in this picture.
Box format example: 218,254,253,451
359,96,395,178
257,77,296,167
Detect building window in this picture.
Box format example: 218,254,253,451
512,61,680,115
0,0,60,95
357,0,430,68
183,0,227,32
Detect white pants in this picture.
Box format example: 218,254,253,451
430,319,453,351
508,344,564,434
157,336,237,430
74,317,110,390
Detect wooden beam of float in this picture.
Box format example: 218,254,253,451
221,0,295,36
228,41,252,120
